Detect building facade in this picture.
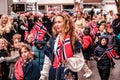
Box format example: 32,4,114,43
12,0,117,14
0,0,13,15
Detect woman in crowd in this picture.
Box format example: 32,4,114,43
18,14,28,41
0,15,15,42
40,14,85,80
75,11,87,39
0,38,9,80
13,44,40,80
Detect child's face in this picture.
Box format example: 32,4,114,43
101,38,107,46
27,35,33,44
0,40,5,50
107,28,113,33
99,25,105,32
21,47,30,60
13,39,20,48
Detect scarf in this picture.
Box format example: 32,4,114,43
14,59,24,80
53,33,73,68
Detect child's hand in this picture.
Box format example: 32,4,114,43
98,57,101,61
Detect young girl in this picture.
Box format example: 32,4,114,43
94,36,111,80
5,34,21,79
13,44,40,80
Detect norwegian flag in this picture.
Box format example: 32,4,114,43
53,38,62,68
53,34,73,68
30,21,47,41
35,21,47,33
106,47,118,58
24,20,29,40
90,21,98,39
62,34,73,60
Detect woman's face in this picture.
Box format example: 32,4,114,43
1,16,8,24
101,38,107,46
77,11,82,18
21,47,30,60
54,16,65,33
0,40,5,50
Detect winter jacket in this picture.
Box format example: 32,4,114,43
82,35,93,60
32,45,45,71
94,36,111,69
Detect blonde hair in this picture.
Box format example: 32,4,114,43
12,34,22,41
52,14,76,48
0,15,12,35
0,38,8,50
19,14,25,20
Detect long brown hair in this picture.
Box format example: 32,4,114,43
52,14,76,49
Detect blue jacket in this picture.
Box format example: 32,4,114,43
32,46,45,71
13,60,40,80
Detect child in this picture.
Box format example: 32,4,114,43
5,34,22,79
13,43,40,80
95,24,106,45
94,36,111,80
32,39,46,71
81,26,93,78
106,27,116,47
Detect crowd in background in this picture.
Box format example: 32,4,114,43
0,6,120,80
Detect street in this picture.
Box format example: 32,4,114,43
78,59,120,80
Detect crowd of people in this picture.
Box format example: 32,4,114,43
0,7,120,80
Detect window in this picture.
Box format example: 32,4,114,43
63,5,74,9
13,4,25,12
38,6,45,10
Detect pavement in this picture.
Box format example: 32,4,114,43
78,59,120,80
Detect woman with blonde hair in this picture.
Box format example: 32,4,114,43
0,38,9,80
0,15,15,41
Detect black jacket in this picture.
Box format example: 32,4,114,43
94,36,111,69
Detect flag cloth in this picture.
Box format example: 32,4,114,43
106,47,118,58
90,21,98,39
24,20,29,40
53,33,73,68
30,21,47,41
14,59,24,80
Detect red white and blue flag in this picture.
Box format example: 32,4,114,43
53,34,73,68
24,20,29,40
106,47,118,58
30,21,47,41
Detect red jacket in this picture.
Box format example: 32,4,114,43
82,35,93,50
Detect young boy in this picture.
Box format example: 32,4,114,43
94,36,111,80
